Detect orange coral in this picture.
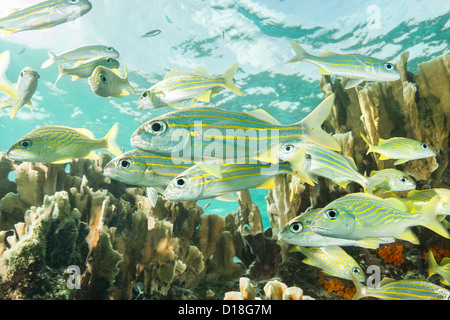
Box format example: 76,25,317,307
423,245,450,263
314,271,356,300
377,242,404,266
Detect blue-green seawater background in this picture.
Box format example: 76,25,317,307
0,0,449,229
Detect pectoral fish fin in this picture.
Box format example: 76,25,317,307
396,228,419,244
287,147,314,186
9,99,25,119
298,94,341,152
244,109,281,125
255,177,275,190
195,90,212,102
394,158,409,165
214,193,236,202
318,67,332,75
167,102,187,109
198,162,223,179
344,78,364,89
26,100,33,111
147,187,159,207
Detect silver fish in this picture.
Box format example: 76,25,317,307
0,0,92,36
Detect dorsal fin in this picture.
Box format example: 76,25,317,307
318,50,337,57
76,128,95,138
244,109,281,125
163,68,191,80
191,67,211,78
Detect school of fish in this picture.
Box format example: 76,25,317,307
0,0,448,300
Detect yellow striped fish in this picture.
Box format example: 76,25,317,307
278,209,395,249
366,169,416,193
400,188,450,217
351,275,450,300
286,40,401,89
42,45,119,69
103,149,193,191
163,148,308,201
427,250,450,286
289,245,366,282
7,123,122,164
0,0,92,36
0,67,39,119
131,94,341,166
310,193,449,244
137,64,242,110
88,66,135,98
361,133,436,165
54,57,119,87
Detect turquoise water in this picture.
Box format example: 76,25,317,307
0,0,449,228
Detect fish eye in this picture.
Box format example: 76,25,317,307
100,75,107,83
118,159,131,169
384,63,395,71
284,144,295,153
19,140,32,149
400,177,407,183
20,72,24,77
142,91,149,98
106,58,112,63
325,209,339,220
174,177,188,188
106,47,113,51
148,120,167,135
68,0,79,3
289,222,303,234
421,143,429,149
352,267,361,275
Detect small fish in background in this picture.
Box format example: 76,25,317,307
7,123,122,164
137,64,242,110
41,45,120,69
400,188,450,217
351,274,450,300
427,250,450,286
0,51,19,98
278,209,395,249
310,193,449,244
88,65,135,98
54,57,119,87
366,169,416,193
289,245,366,282
141,29,161,38
0,0,92,36
286,40,401,89
0,67,39,119
361,133,436,165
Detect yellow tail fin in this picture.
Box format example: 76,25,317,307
103,123,123,156
222,64,242,96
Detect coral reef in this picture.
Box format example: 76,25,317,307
0,53,448,300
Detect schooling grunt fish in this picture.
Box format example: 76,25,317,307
42,45,120,69
0,0,92,36
310,193,450,244
400,189,450,217
137,64,242,110
278,209,395,249
7,123,122,164
131,94,341,166
141,29,161,38
0,67,39,119
163,149,309,202
88,66,135,98
366,169,416,193
54,56,119,87
427,250,450,287
361,133,436,165
0,51,19,98
289,245,366,282
278,141,369,190
351,274,450,300
103,149,193,190
286,40,401,89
